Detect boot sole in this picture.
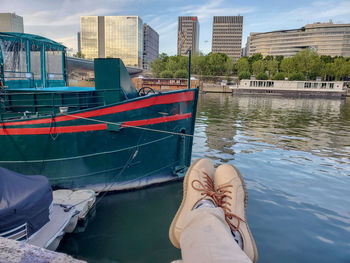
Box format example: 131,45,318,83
169,158,202,248
230,164,258,263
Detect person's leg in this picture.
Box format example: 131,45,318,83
180,207,252,263
169,159,258,263
214,164,258,262
169,158,216,248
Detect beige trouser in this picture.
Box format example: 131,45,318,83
173,207,252,263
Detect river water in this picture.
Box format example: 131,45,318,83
58,94,350,263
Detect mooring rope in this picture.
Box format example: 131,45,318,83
62,113,279,150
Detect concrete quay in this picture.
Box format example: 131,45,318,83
0,237,85,263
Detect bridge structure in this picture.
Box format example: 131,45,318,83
66,57,143,79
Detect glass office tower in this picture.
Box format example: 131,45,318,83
80,16,143,68
80,16,99,60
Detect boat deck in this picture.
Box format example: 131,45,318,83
29,204,74,249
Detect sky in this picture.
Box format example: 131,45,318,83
1,0,350,55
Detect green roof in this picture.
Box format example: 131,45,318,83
0,32,66,49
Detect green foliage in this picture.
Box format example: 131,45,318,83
191,54,206,75
289,72,305,81
160,70,173,78
236,57,250,74
174,69,188,78
166,56,187,72
275,55,284,62
205,52,230,76
248,53,263,64
238,71,251,80
252,60,265,75
150,58,165,78
267,60,279,76
320,55,333,64
152,50,350,81
256,72,268,80
74,51,84,58
280,58,296,75
272,72,286,80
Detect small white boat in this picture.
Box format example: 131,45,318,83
0,167,95,251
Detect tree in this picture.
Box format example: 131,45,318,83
205,52,229,76
235,57,250,74
174,69,188,78
160,70,173,78
267,60,279,76
252,60,265,75
293,49,319,78
150,58,165,77
333,57,347,80
159,53,169,63
238,71,251,80
191,54,206,75
280,57,296,75
248,53,263,64
256,72,268,80
264,55,274,61
320,55,333,64
74,51,84,58
289,72,305,81
272,72,286,80
224,57,234,76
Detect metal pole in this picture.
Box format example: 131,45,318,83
188,49,191,89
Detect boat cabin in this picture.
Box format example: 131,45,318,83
0,33,138,119
0,32,66,89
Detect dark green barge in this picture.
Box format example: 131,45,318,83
0,33,198,191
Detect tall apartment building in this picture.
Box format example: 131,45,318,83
249,21,350,57
143,24,159,70
212,16,243,60
0,13,24,33
177,16,199,55
80,16,144,67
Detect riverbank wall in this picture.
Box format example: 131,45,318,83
0,237,85,263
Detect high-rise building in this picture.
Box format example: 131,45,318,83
143,24,159,70
211,16,243,60
0,13,24,33
80,16,144,67
249,21,350,57
177,16,199,55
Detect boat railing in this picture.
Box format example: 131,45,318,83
47,72,64,80
0,88,123,119
0,222,28,241
4,71,31,81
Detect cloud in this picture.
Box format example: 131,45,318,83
180,0,255,21
242,0,350,45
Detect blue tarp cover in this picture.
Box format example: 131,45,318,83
0,167,52,237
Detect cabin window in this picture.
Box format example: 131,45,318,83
30,44,41,80
313,83,318,89
45,47,63,80
321,83,327,89
0,39,27,80
329,83,334,89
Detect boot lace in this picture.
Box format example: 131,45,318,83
191,171,221,205
216,184,245,232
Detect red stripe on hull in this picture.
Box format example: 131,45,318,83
0,113,192,135
122,113,192,127
2,91,194,127
0,124,107,135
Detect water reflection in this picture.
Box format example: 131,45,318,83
59,94,350,263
